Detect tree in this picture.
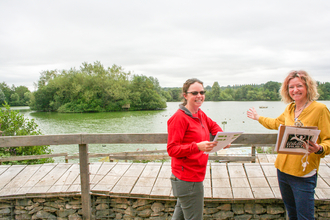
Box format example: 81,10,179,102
318,82,330,100
209,82,221,101
30,62,166,112
0,103,53,164
129,75,166,110
0,82,11,104
0,88,5,104
10,93,20,105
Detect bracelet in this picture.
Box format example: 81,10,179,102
315,146,324,154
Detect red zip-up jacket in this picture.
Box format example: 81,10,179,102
167,105,222,182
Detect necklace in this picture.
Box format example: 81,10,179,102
294,101,308,126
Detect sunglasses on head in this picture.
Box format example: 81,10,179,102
186,91,206,95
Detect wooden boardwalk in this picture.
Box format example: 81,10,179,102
0,155,330,201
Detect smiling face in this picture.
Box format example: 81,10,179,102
183,82,205,112
288,77,307,103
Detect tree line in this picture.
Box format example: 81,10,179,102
1,61,330,112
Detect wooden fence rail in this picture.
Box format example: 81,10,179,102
0,133,277,219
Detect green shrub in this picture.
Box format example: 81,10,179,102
0,102,54,164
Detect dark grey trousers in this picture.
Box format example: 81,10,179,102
170,174,204,220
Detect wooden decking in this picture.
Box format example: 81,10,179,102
1,155,330,202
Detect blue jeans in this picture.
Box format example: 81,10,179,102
277,169,317,220
170,174,204,220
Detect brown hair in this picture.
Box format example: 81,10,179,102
279,70,319,104
181,78,204,106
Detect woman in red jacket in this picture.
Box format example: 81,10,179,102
167,78,224,220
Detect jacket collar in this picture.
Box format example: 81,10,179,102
179,104,199,117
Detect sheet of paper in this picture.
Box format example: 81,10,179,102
204,131,244,154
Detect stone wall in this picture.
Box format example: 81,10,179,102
1,196,330,219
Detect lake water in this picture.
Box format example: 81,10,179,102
12,101,330,162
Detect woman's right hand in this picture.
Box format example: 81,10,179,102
247,107,260,121
197,141,217,152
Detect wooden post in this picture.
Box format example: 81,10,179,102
79,144,91,220
251,145,256,163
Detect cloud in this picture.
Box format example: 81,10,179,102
1,0,330,91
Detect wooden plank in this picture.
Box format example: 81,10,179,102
320,156,330,163
150,163,171,197
212,178,230,188
245,164,274,198
227,164,246,178
257,154,268,163
28,163,73,194
93,163,131,192
272,187,282,198
211,163,229,179
232,187,254,199
0,133,279,148
213,187,232,198
318,164,330,178
267,154,277,163
1,160,330,201
252,187,275,198
204,179,212,198
322,177,330,187
131,177,157,196
150,177,171,197
315,188,330,200
16,164,56,195
111,176,140,195
131,163,162,196
123,163,146,177
208,155,255,162
0,165,10,176
228,164,253,199
47,164,79,193
0,165,26,190
324,155,330,163
111,163,146,195
231,178,250,188
260,164,277,177
233,133,277,145
90,162,116,189
140,163,162,178
88,163,103,188
210,163,232,199
204,164,211,198
0,153,68,162
81,133,168,144
317,177,329,188
244,164,264,177
249,177,269,188
0,164,41,196
0,134,81,147
266,177,279,187
156,162,171,178
67,166,82,193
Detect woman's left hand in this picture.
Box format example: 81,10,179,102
306,140,321,154
223,144,231,149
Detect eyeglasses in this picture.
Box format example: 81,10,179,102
186,91,206,95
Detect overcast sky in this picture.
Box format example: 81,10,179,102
1,0,330,91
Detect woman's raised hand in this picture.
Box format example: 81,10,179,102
247,107,260,121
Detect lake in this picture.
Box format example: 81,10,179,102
11,101,330,162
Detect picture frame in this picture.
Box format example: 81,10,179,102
275,125,320,155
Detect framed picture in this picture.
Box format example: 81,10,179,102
275,125,320,155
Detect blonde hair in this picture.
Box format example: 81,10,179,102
280,70,319,104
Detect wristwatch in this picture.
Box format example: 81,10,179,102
315,146,324,154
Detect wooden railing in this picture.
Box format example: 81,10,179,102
0,133,277,220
